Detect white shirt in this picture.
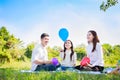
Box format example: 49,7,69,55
31,44,48,71
60,50,77,67
86,43,104,67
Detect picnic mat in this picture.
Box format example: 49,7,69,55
20,67,119,75
20,69,102,75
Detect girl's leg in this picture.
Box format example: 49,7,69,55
61,66,68,70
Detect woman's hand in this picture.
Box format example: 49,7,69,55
73,64,76,66
87,63,93,67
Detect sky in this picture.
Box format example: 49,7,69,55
0,0,120,47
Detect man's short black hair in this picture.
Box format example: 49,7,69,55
40,33,49,39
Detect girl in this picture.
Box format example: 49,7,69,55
60,40,77,70
75,30,104,72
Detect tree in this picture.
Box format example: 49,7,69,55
47,46,61,60
102,43,120,65
100,0,118,11
24,43,35,58
74,44,86,61
102,44,113,56
112,45,120,60
0,26,25,63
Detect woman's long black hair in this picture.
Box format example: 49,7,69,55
63,40,74,61
88,30,100,52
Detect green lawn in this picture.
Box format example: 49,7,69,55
0,61,120,80
0,68,120,80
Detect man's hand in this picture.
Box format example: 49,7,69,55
44,60,52,64
33,60,52,65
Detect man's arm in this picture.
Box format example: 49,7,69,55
33,60,52,65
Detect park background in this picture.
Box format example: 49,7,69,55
0,0,120,80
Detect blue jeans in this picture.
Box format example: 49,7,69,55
35,64,60,71
61,66,73,71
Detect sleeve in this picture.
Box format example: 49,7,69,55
59,52,64,59
45,55,48,60
44,49,48,60
73,52,77,64
86,46,89,57
92,43,103,67
31,48,41,62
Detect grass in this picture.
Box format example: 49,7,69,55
0,61,120,80
0,60,31,69
0,68,120,80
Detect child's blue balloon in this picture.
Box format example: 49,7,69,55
58,28,69,42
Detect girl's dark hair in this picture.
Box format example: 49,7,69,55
88,30,100,52
63,40,74,61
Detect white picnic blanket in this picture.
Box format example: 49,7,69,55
20,69,102,74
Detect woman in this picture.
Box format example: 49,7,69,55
75,30,104,72
60,40,77,70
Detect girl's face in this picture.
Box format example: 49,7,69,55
65,40,72,50
87,32,94,43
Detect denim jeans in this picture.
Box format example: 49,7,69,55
61,66,73,71
35,64,60,71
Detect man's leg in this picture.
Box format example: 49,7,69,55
35,65,45,71
43,64,56,71
35,64,60,71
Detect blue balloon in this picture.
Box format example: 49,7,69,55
58,28,69,42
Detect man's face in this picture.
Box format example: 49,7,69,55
41,36,49,47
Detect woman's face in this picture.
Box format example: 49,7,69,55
65,40,72,50
87,32,94,42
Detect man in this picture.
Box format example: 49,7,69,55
31,33,57,71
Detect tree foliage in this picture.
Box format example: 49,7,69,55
24,43,35,58
74,44,86,61
100,0,118,11
0,26,26,63
102,44,120,64
47,46,61,60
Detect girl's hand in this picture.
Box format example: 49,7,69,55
60,49,64,52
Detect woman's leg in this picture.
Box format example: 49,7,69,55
74,65,84,70
92,66,104,72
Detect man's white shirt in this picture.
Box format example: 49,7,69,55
31,44,48,71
